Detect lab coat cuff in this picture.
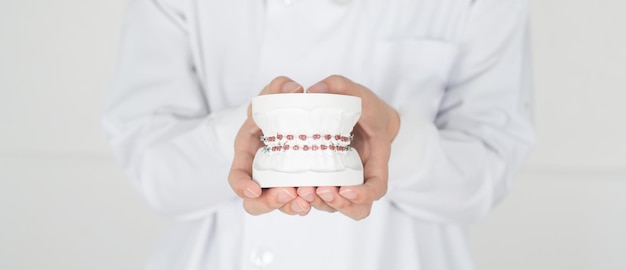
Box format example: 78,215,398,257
388,106,436,188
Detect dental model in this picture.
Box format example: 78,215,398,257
252,93,363,187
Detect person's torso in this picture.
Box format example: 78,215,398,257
186,0,467,120
148,1,474,269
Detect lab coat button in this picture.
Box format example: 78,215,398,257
249,247,274,268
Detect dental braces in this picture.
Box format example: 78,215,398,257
260,133,354,153
260,133,353,144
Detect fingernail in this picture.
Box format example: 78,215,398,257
317,190,334,202
281,81,302,93
300,191,315,203
340,189,357,200
278,190,296,203
244,188,260,199
308,82,329,93
291,200,306,213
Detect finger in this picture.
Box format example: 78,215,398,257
297,186,317,202
243,187,298,215
317,186,372,220
229,120,263,199
279,196,312,216
250,77,303,116
340,143,390,204
309,75,399,140
298,187,337,213
310,196,338,213
233,76,304,215
308,75,386,136
307,75,364,97
235,118,264,153
260,76,304,95
345,203,373,221
229,165,262,199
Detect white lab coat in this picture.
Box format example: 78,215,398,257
103,0,534,269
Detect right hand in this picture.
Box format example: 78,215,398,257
228,76,313,216
296,75,399,220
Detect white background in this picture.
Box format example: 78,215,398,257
1,0,625,269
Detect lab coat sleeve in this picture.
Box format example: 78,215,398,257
387,0,535,224
102,0,244,220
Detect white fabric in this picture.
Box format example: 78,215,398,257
103,0,535,269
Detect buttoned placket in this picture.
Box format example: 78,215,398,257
242,1,354,268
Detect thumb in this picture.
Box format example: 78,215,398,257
307,81,329,93
260,76,303,95
307,75,364,97
280,81,303,93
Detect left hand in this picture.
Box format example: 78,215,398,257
229,76,312,217
297,75,400,220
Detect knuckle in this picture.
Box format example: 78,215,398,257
270,76,290,84
266,198,284,209
229,181,245,198
375,186,388,201
354,213,370,221
268,76,291,92
331,199,351,210
310,200,324,208
279,206,297,216
312,201,336,213
326,74,348,88
236,187,247,199
327,74,347,82
242,201,262,216
352,208,371,221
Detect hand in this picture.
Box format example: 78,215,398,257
296,75,400,220
228,76,313,216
